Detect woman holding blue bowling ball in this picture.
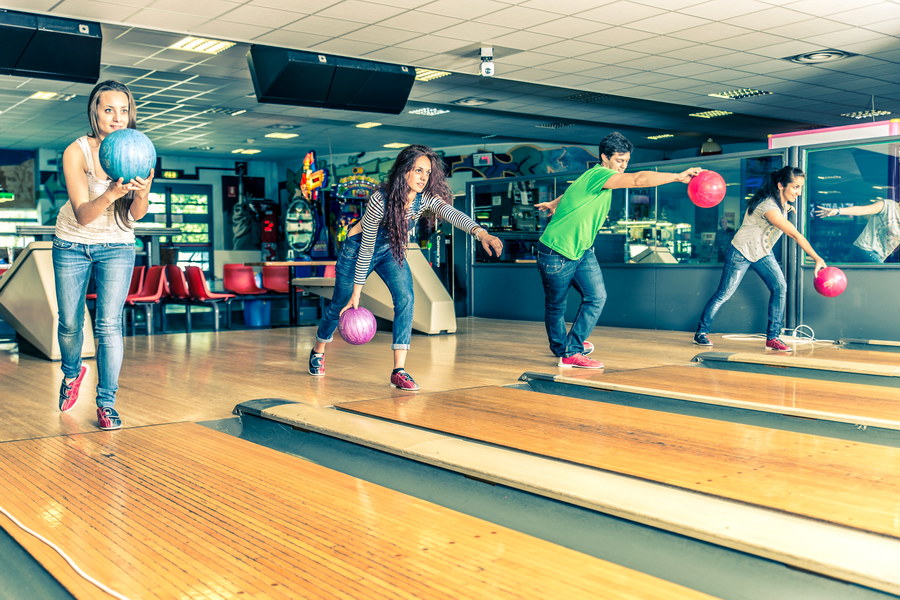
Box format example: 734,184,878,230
53,80,154,431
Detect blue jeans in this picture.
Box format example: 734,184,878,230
537,244,607,357
53,237,135,408
851,246,883,263
696,245,786,339
316,232,414,350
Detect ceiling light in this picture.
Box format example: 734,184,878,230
407,107,450,116
356,122,382,129
689,110,732,119
169,36,235,55
205,107,247,116
566,92,606,103
535,122,574,129
231,148,261,154
267,124,299,130
264,132,299,139
708,88,772,100
189,146,214,151
29,92,75,101
840,109,892,119
415,68,451,82
383,142,409,149
451,97,496,106
646,134,674,140
786,49,854,64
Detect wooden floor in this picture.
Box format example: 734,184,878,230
0,319,759,442
538,365,900,429
340,385,900,539
0,319,889,598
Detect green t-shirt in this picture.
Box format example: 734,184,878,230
539,166,616,260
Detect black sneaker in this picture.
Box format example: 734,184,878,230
693,332,713,346
308,351,325,376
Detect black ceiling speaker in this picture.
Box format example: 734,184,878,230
248,45,415,115
0,9,101,84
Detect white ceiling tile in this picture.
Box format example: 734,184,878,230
862,16,900,35
438,21,518,43
314,38,383,56
574,26,656,46
722,6,816,28
615,55,686,71
654,62,721,77
367,0,435,8
616,71,682,85
765,17,846,39
316,0,409,23
488,30,561,51
662,44,734,61
787,0,880,18
529,16,605,38
53,0,142,21
342,24,421,45
578,65,642,79
0,0,59,10
538,58,606,73
531,40,600,58
670,22,751,43
474,5,561,29
678,0,772,19
623,36,694,55
520,0,604,14
281,15,364,36
377,12,465,34
576,1,667,26
628,12,712,35
246,0,339,9
363,47,431,63
398,35,472,54
128,9,210,31
249,29,332,48
541,74,601,88
802,28,891,49
709,31,791,52
577,48,648,64
496,51,563,68
416,0,508,19
745,39,834,59
189,20,270,41
147,0,240,17
218,5,305,27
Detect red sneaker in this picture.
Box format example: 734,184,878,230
766,338,792,352
59,365,88,412
390,370,420,391
308,351,325,376
558,354,604,369
97,407,122,430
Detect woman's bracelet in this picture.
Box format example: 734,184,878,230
472,227,484,241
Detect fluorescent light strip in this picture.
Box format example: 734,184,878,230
383,143,409,149
264,132,299,139
356,122,382,129
415,68,451,82
169,36,235,55
689,110,733,119
408,107,450,116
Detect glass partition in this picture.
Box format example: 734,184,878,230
804,141,900,264
468,150,785,265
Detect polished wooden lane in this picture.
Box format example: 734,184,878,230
0,320,743,443
839,338,900,353
693,346,900,387
520,365,900,430
339,386,900,539
0,422,715,600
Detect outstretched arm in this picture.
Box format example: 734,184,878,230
604,167,702,190
814,201,884,218
765,209,827,275
534,195,562,216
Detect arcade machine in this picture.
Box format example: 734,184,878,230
332,169,378,251
285,151,327,260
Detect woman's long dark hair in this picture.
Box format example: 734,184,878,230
746,166,804,216
379,145,452,263
86,80,138,230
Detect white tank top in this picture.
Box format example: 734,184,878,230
54,136,135,245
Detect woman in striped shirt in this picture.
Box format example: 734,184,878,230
308,145,503,390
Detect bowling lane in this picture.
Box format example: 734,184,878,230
520,365,900,431
339,386,900,540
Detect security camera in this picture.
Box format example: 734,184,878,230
480,46,495,77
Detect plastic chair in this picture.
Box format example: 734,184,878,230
124,265,166,335
261,265,290,294
184,266,235,331
163,265,198,334
223,264,267,295
323,265,336,278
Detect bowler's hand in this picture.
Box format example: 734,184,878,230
480,234,503,257
676,167,704,183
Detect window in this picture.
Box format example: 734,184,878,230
144,184,213,272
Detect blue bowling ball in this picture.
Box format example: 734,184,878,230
99,129,156,182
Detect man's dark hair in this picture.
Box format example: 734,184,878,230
599,132,633,159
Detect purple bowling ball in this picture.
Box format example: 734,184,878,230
339,307,377,345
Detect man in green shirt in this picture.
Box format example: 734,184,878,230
536,132,700,368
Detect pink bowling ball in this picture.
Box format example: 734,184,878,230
687,170,726,208
339,307,377,345
813,267,848,297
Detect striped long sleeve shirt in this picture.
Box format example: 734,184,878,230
354,191,481,285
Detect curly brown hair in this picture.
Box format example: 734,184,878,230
379,145,452,263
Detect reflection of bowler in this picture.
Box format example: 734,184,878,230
815,199,900,263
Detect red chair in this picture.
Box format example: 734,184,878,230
184,266,234,331
322,264,336,278
124,265,166,335
223,264,267,295
261,265,290,294
163,265,199,334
